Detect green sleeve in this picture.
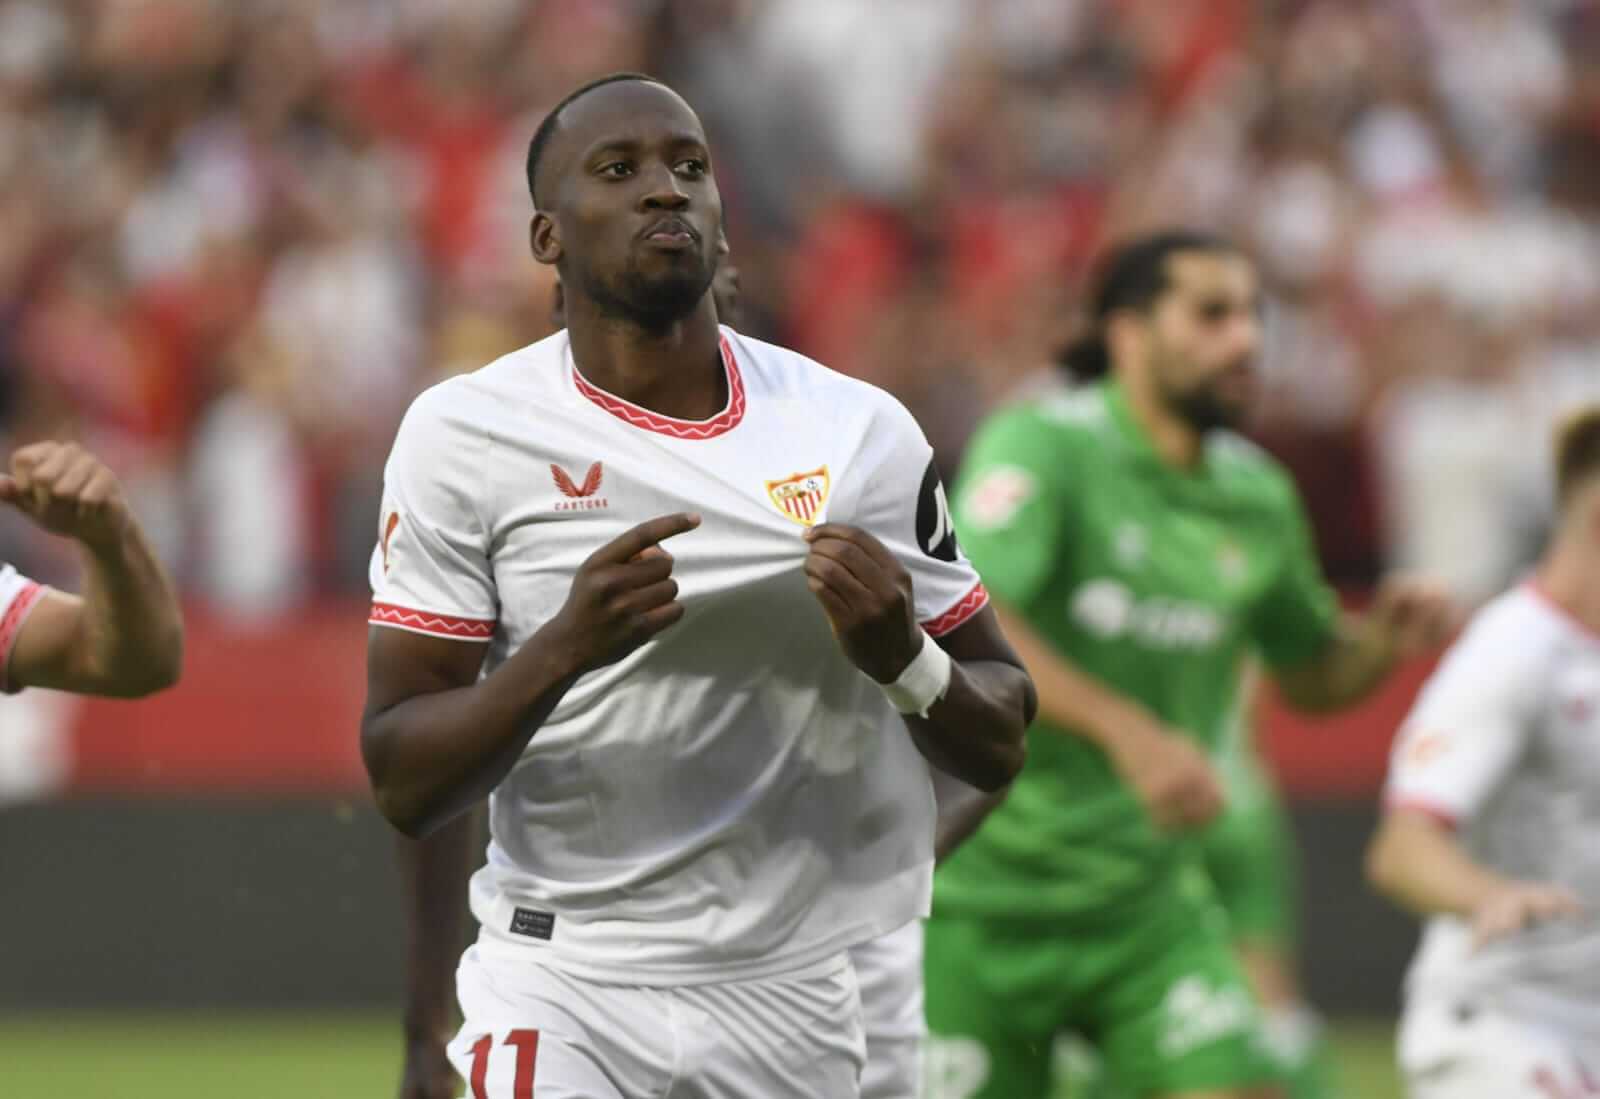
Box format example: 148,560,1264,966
950,406,1070,608
1251,476,1340,670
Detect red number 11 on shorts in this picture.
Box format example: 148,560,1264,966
470,1030,540,1099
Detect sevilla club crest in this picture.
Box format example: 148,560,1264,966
766,466,830,526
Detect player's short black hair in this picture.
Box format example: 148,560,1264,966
1058,229,1239,381
525,72,666,208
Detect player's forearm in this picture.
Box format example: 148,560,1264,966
399,804,480,1044
931,768,1007,863
1366,811,1508,919
906,658,1031,792
363,629,582,838
1275,615,1394,713
995,604,1159,755
70,520,183,696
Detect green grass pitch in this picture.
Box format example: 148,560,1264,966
1,1013,1400,1098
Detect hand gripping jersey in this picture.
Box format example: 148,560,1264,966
370,327,987,984
0,563,45,693
1386,584,1600,1029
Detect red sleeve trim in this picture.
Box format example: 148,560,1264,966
369,603,495,641
922,581,990,639
0,580,47,693
1382,795,1461,831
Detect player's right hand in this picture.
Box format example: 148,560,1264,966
397,1038,456,1099
549,512,700,672
0,441,131,552
1108,723,1225,833
1471,881,1583,949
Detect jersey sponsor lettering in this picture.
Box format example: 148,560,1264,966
1070,579,1226,649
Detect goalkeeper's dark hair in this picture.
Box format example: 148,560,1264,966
1057,230,1238,381
525,72,666,208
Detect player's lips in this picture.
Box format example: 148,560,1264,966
640,217,698,249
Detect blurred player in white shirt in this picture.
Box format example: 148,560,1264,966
0,441,181,698
363,72,1034,1099
1368,406,1600,1098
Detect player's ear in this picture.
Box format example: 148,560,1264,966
530,213,562,266
1105,309,1140,368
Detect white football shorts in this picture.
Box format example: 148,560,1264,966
448,944,865,1098
850,919,926,1099
1399,997,1600,1099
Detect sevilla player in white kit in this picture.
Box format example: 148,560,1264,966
1368,407,1600,1099
393,252,955,1099
361,73,1035,1099
0,441,181,698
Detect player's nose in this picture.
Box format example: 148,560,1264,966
639,165,690,211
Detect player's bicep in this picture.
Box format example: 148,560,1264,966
935,603,1038,726
6,588,84,692
363,626,489,719
934,602,1024,672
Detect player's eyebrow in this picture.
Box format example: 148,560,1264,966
583,132,708,162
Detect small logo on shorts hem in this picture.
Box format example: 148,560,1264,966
509,908,555,940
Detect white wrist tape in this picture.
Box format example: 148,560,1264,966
881,630,952,718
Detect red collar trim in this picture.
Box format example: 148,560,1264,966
1525,579,1600,645
572,333,746,440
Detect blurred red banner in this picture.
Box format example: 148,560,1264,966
39,602,1433,800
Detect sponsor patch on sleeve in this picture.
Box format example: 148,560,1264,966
959,465,1037,532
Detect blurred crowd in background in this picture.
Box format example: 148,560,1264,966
3,0,1600,620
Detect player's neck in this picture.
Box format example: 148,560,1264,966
1121,372,1203,469
1536,533,1600,636
567,299,726,421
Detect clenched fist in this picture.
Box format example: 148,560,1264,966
397,1038,457,1099
0,442,131,552
1369,574,1457,660
802,523,922,684
1108,721,1225,833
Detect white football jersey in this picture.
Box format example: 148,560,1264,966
370,327,988,985
0,563,45,694
1385,584,1600,1025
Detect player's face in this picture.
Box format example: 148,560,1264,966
1143,252,1262,431
534,82,721,329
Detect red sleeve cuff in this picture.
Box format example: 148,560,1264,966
1383,794,1461,831
369,602,495,641
922,581,990,639
0,580,47,693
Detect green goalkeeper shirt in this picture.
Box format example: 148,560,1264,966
934,380,1338,923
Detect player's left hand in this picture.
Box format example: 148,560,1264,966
397,1037,457,1099
0,441,131,553
1368,574,1457,660
803,523,922,684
